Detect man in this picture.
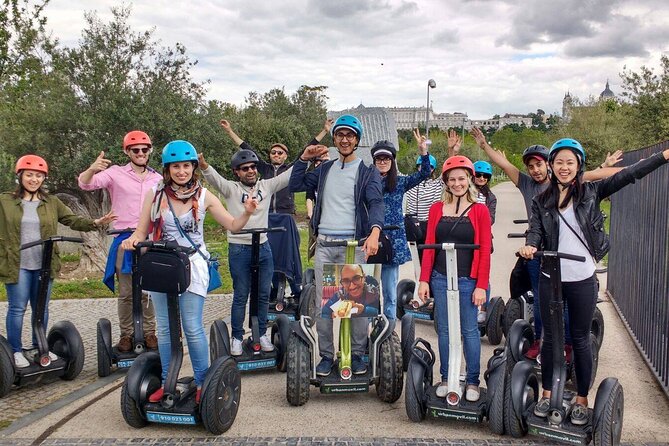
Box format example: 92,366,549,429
289,114,384,377
469,127,622,358
198,146,327,356
78,130,161,352
323,264,380,319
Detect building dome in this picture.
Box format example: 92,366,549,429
600,80,615,99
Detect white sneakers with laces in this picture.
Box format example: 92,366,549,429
259,334,274,352
14,352,29,368
231,338,243,356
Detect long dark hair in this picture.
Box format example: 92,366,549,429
537,170,584,210
12,172,49,200
380,158,398,193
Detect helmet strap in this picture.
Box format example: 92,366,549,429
455,196,462,214
130,159,147,173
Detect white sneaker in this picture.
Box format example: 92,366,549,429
259,334,274,352
231,338,243,356
466,385,480,402
436,381,448,398
477,310,487,324
14,352,29,368
48,351,59,361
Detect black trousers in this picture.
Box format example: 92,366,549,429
539,274,597,397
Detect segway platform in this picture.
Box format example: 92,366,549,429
317,361,372,394
235,341,278,372
144,378,199,425
526,409,592,445
425,385,488,423
13,351,67,387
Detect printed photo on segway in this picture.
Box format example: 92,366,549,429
321,264,380,319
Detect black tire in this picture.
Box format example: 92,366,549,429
286,333,311,406
376,332,403,403
400,315,415,372
210,319,230,362
486,363,506,435
0,336,15,398
120,378,148,428
47,320,84,381
503,298,523,337
571,333,599,391
593,379,624,446
395,279,415,320
591,306,605,349
302,268,315,286
404,352,428,422
200,357,241,435
505,363,537,438
298,283,318,321
272,315,291,372
486,297,505,346
97,320,112,378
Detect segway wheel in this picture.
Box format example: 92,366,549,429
507,319,534,366
302,268,315,286
593,378,624,446
404,348,429,422
395,279,414,320
210,319,230,362
376,332,403,403
591,306,605,349
201,357,241,435
286,333,311,406
120,378,148,428
47,321,84,380
298,283,318,321
505,361,538,438
485,350,506,435
486,297,505,346
503,298,523,337
0,336,15,398
400,314,415,372
272,315,291,372
97,319,112,378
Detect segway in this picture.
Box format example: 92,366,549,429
120,241,240,434
404,243,490,424
97,228,156,377
267,213,304,322
285,238,403,406
211,227,291,372
505,251,623,445
0,237,85,398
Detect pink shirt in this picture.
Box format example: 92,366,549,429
78,163,162,230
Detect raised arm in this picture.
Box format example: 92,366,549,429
220,119,244,147
470,127,520,185
205,189,256,232
446,129,462,158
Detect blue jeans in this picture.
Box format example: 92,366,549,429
150,291,208,386
431,272,480,385
527,258,571,344
5,269,53,353
229,242,273,341
381,264,399,321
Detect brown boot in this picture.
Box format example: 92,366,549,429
117,335,132,353
145,334,158,350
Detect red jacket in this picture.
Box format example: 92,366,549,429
419,201,492,290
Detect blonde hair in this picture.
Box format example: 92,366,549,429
442,170,478,204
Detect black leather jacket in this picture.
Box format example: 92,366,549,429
526,152,668,262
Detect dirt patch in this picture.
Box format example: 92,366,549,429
58,261,103,281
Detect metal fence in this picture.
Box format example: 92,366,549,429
607,139,669,399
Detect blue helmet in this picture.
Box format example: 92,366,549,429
161,140,198,167
473,160,493,176
416,154,437,170
331,114,363,140
549,138,586,169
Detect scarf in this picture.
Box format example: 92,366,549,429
149,180,202,240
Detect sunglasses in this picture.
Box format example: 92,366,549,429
340,275,364,287
270,150,286,156
374,156,392,164
475,173,491,179
130,148,150,154
237,164,257,172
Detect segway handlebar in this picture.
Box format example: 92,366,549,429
135,240,197,255
417,243,479,251
21,236,84,250
233,227,286,235
507,232,527,239
107,227,136,235
320,239,385,248
516,250,586,263
513,219,528,224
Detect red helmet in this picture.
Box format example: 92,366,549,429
123,130,152,151
15,155,48,175
442,155,474,177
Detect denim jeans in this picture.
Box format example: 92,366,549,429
528,258,571,344
431,272,480,385
228,242,273,341
381,264,399,321
150,291,209,386
5,269,53,353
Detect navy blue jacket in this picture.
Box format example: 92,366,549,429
289,158,384,239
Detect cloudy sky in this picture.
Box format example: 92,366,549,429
44,0,669,119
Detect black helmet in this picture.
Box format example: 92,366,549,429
231,149,259,170
522,145,549,165
371,140,397,159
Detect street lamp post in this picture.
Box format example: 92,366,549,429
426,79,436,142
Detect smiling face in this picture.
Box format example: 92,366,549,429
340,264,365,300
374,155,393,175
20,169,46,194
525,157,549,184
234,161,258,187
474,173,490,187
269,145,288,166
445,168,471,197
125,143,151,166
168,161,194,186
550,149,579,184
333,129,358,158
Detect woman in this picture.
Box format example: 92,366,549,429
472,160,497,324
417,155,492,402
0,155,116,368
370,131,430,320
519,138,669,425
122,140,256,403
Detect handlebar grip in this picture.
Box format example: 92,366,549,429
320,240,385,248
507,233,527,239
517,250,586,263
383,225,401,231
513,219,529,224
107,228,135,235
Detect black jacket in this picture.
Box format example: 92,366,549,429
526,152,668,262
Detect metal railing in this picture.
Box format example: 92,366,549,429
607,139,669,399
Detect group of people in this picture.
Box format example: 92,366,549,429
3,111,669,423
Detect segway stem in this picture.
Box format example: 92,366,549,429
131,245,145,350
33,239,54,363
163,293,184,405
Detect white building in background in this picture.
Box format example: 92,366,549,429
385,106,530,131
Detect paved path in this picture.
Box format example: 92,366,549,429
0,182,668,445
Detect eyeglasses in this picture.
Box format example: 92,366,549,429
237,164,257,172
334,132,357,141
340,275,364,287
270,150,285,156
374,156,392,164
130,148,150,154
475,173,491,179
